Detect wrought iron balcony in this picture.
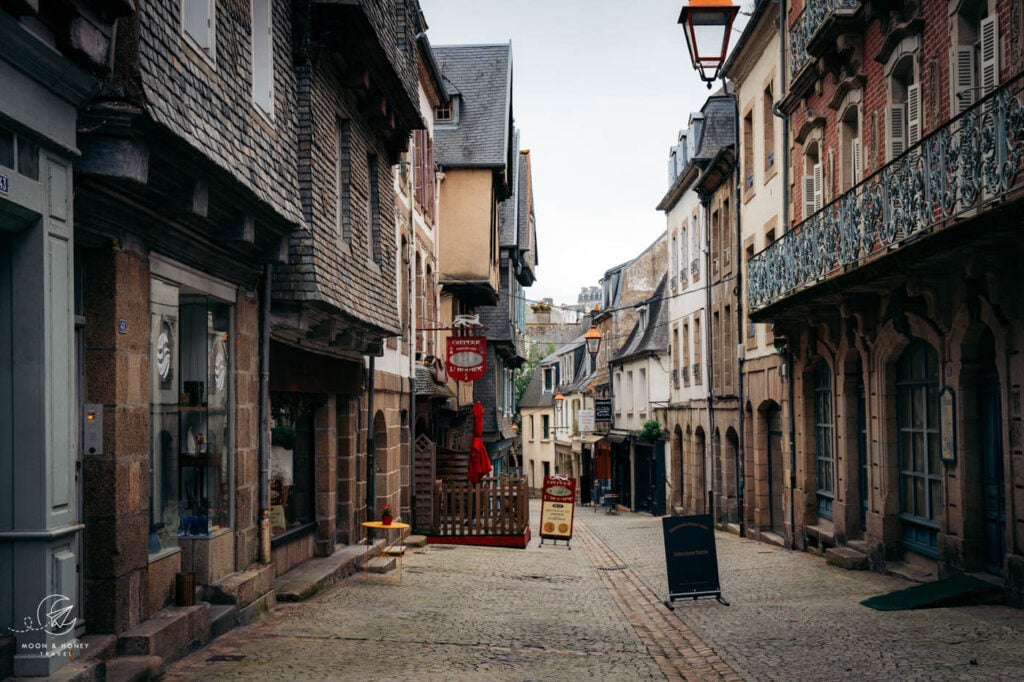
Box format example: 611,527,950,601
748,74,1024,313
789,0,861,88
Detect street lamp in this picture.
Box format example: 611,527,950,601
677,0,740,87
584,325,602,359
677,0,745,537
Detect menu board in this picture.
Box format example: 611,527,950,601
539,475,576,546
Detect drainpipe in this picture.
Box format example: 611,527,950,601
407,156,417,528
701,190,715,516
773,0,797,551
728,76,746,538
366,355,376,521
258,263,272,564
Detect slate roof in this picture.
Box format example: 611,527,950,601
499,131,521,247
612,276,670,363
519,371,550,409
433,44,513,168
415,364,454,399
696,93,736,159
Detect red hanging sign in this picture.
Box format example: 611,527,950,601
446,336,487,382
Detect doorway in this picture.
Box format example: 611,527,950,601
978,331,1006,575
766,403,785,535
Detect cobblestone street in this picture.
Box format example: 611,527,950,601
163,501,1024,681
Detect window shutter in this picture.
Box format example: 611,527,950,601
907,84,921,147
803,175,816,218
852,137,862,184
951,46,976,115
980,16,999,97
184,0,212,51
813,162,823,213
887,105,906,159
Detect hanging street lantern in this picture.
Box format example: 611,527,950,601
678,0,740,87
584,325,602,359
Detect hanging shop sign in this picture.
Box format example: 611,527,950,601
539,474,576,548
446,336,487,381
662,514,729,607
594,399,612,422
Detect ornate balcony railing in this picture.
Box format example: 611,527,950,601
789,0,861,84
749,74,1024,312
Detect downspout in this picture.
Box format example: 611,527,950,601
408,154,417,528
701,191,715,516
366,355,376,521
729,77,746,538
773,0,797,550
258,264,272,564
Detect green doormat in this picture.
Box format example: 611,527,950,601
861,575,1003,611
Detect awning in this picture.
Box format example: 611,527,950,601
579,435,605,444
606,432,630,444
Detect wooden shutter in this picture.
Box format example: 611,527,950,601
852,137,862,185
887,105,906,159
813,163,823,213
803,175,816,218
951,46,976,115
907,84,921,147
980,16,999,97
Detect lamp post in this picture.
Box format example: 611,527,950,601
679,0,745,537
677,0,741,88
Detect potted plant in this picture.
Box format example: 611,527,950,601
380,503,394,526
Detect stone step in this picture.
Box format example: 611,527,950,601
404,534,429,548
274,543,366,602
117,603,210,666
209,604,240,641
365,555,397,574
826,546,870,571
104,655,163,682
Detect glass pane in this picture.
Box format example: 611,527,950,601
0,125,12,168
914,432,926,472
928,432,941,474
17,136,38,180
913,387,925,428
927,386,939,428
150,278,180,552
915,476,926,517
902,475,914,514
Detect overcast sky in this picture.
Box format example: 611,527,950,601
419,0,744,307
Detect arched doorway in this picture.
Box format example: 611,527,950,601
896,339,941,557
977,330,1006,574
672,425,684,512
693,426,706,513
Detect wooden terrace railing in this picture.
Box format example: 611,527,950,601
431,476,529,537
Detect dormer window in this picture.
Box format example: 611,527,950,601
434,96,459,124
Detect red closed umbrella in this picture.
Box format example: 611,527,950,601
468,401,492,485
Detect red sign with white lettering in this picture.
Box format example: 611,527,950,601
446,336,487,381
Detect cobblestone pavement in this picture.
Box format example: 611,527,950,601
164,501,1024,681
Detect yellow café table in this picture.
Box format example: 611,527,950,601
361,521,410,583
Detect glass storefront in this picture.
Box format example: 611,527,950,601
269,393,316,537
149,275,232,553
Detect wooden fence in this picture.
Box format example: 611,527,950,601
432,476,529,537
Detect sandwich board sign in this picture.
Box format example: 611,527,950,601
539,475,576,549
661,514,729,607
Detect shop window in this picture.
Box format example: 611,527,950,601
270,394,317,537
149,277,232,553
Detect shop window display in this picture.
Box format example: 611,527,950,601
149,276,231,553
270,394,316,536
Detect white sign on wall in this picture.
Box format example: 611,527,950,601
577,409,595,434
